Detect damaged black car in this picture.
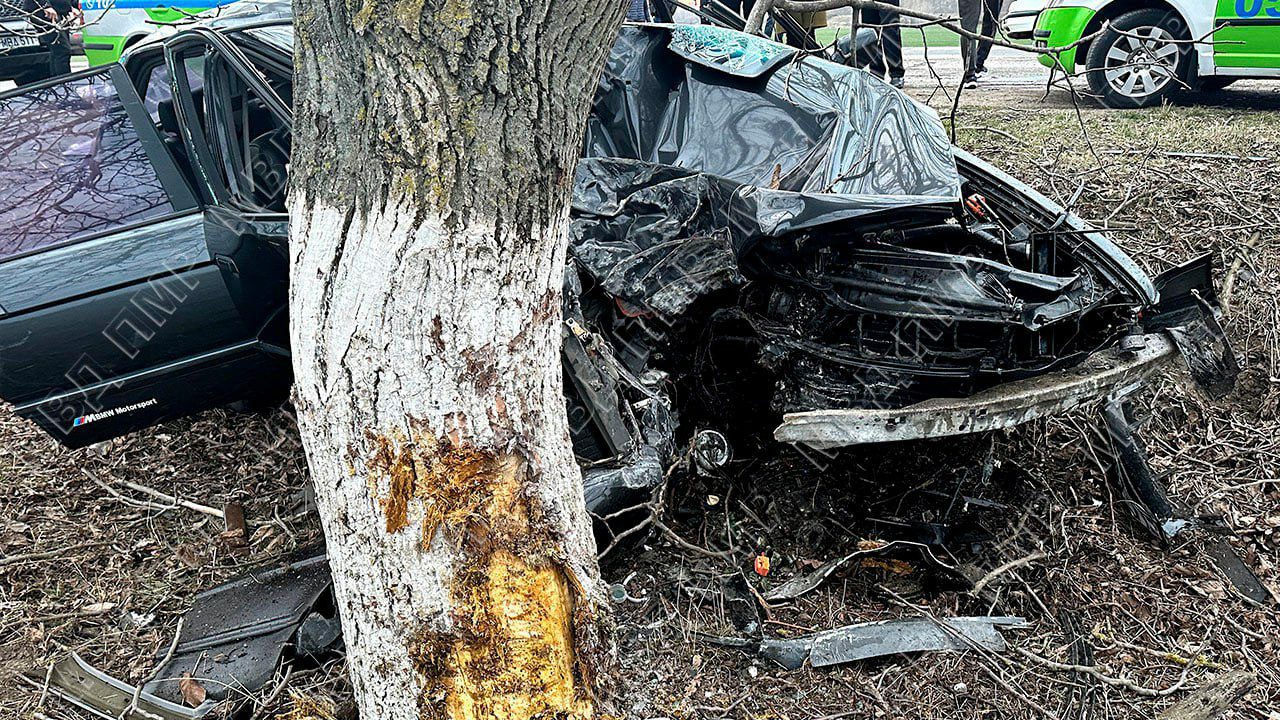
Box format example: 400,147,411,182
0,2,1245,714
0,5,1233,517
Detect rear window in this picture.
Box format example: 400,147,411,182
0,69,178,261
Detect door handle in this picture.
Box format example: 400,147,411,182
214,255,240,275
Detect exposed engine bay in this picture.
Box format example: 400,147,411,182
555,25,1233,532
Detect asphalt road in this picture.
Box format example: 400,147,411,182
900,45,1049,88
898,45,1280,110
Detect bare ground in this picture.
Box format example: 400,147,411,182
2,92,1278,719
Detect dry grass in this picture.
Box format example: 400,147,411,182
0,406,329,718
2,94,1278,719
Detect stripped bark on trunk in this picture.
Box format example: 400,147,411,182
288,1,626,717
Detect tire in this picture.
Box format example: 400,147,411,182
1198,76,1237,92
1085,9,1190,109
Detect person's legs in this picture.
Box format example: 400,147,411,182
957,0,981,81
974,0,1004,72
48,41,71,78
879,0,905,82
861,6,887,78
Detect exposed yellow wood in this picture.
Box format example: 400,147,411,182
369,428,591,719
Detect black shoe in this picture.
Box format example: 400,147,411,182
889,76,905,89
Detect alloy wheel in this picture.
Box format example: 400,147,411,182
1102,26,1179,99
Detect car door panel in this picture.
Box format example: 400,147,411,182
0,219,247,401
1214,0,1280,69
0,212,208,315
203,206,290,345
0,63,290,447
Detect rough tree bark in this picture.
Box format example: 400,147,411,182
288,2,626,718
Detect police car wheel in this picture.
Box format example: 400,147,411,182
1086,9,1189,109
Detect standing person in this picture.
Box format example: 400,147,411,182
958,0,1002,87
21,0,80,80
860,0,906,88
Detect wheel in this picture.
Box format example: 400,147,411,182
1198,76,1237,92
1085,9,1190,109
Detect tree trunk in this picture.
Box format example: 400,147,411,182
288,2,626,718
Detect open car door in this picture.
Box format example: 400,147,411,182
0,63,290,448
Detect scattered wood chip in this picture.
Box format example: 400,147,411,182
220,502,249,556
1158,670,1255,720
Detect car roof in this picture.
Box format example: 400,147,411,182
199,0,293,33
121,0,293,61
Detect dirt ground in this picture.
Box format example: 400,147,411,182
2,87,1278,720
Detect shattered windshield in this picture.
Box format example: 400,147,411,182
240,24,294,55
0,70,176,260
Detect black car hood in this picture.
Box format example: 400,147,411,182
572,24,964,315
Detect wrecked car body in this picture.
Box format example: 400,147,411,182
570,26,1231,460
0,3,1248,713
0,8,1232,483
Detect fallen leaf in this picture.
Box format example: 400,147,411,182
174,544,203,568
179,673,207,706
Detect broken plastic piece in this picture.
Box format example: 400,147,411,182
704,616,1025,670
1096,400,1275,606
22,653,213,720
142,555,335,704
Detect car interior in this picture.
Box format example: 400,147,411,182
139,45,292,215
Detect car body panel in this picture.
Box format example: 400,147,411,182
81,1,243,65
0,8,52,82
1212,0,1280,70
1035,0,1280,78
775,333,1176,447
1003,0,1049,39
1034,5,1098,72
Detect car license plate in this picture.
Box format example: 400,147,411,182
0,28,38,50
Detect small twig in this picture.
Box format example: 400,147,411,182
86,468,225,519
35,661,54,711
29,603,117,624
120,480,225,519
653,517,736,560
0,541,110,569
1014,646,1199,697
971,551,1048,596
251,663,295,719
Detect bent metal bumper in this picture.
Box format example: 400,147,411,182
774,333,1177,449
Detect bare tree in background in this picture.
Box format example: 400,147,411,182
287,1,626,717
